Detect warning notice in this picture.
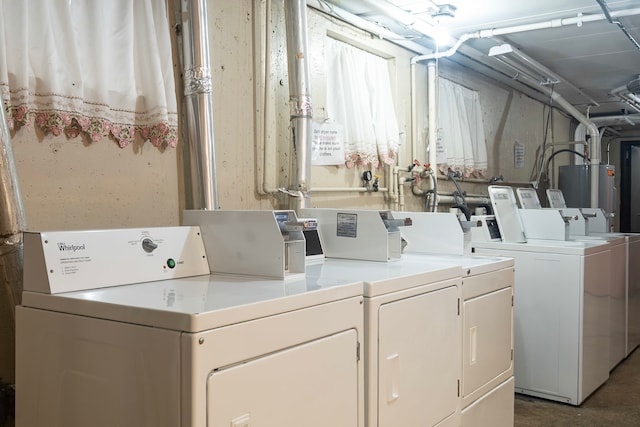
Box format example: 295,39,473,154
312,123,345,166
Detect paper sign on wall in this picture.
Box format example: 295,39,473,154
514,141,525,169
312,123,345,166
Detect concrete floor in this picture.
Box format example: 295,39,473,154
515,348,640,426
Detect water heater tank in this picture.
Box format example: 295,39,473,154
558,164,616,214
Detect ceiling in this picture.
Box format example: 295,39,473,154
316,0,640,131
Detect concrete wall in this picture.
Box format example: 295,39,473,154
11,129,181,231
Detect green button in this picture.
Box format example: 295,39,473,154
167,258,176,269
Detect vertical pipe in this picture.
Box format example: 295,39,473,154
427,60,438,209
550,91,600,207
284,0,312,211
0,103,26,384
180,0,219,210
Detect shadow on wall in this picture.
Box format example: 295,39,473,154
492,90,514,174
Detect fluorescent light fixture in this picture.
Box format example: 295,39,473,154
488,44,514,57
487,42,598,105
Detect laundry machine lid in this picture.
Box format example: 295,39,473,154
305,257,461,297
21,272,363,332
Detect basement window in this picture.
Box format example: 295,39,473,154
437,78,487,177
325,37,399,169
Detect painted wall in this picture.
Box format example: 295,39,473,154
10,1,620,233
204,1,640,219
11,130,181,231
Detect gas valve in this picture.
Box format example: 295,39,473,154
362,170,373,192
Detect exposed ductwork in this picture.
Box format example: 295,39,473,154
284,0,314,211
0,101,27,384
179,0,219,210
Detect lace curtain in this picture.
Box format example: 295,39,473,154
0,0,177,148
325,37,399,168
438,78,487,177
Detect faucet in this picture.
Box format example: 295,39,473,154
489,175,504,184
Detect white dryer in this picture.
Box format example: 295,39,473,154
305,256,462,427
394,211,515,427
16,226,365,427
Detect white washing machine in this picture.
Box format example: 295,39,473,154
393,211,515,427
472,187,612,405
564,207,640,358
16,226,365,427
517,188,631,369
305,256,462,427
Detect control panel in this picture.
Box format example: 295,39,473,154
23,226,210,294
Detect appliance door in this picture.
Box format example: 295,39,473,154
377,286,459,426
207,329,359,427
462,286,513,400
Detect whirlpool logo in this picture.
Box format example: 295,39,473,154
57,242,87,252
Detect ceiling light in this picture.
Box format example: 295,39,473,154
487,42,599,106
488,44,514,57
432,25,454,47
432,4,457,21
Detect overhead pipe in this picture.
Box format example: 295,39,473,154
0,102,27,384
306,0,431,55
284,0,313,212
180,0,219,210
408,7,640,63
596,0,640,51
610,84,640,113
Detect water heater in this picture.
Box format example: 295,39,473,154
558,164,616,215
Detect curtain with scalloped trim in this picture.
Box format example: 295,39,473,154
0,0,177,148
326,38,399,168
438,78,487,177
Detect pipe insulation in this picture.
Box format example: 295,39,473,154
285,0,313,211
0,102,26,384
180,0,219,210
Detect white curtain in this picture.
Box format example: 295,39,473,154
438,78,487,177
0,0,177,148
326,38,399,168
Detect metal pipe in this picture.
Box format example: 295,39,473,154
410,7,640,62
311,187,389,193
477,8,640,38
436,194,491,206
180,0,219,210
595,0,640,51
427,60,438,209
255,0,279,195
0,102,27,384
285,0,313,211
547,91,600,207
306,0,431,55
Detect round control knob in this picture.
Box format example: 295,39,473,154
141,238,158,253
